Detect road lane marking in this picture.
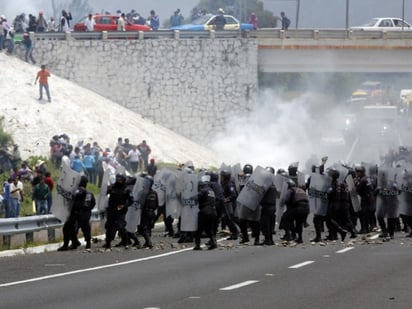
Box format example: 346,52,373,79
288,261,314,269
0,246,197,287
336,247,354,254
219,280,259,291
188,296,201,299
0,235,236,288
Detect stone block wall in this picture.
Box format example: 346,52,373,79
28,38,258,143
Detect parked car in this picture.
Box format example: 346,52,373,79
74,15,151,32
351,17,412,31
170,14,254,31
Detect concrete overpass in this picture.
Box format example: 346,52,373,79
29,28,412,73
255,29,412,72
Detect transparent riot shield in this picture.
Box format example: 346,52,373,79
308,173,330,216
345,174,361,213
274,174,289,224
153,167,167,207
165,169,182,219
399,167,412,216
180,172,199,232
125,176,151,233
54,161,82,222
376,167,400,219
237,166,276,212
231,163,242,193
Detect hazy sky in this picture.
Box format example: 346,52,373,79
1,0,411,28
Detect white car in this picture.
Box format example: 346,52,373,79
351,17,412,30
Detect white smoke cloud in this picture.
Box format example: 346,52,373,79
210,87,406,171
2,0,52,20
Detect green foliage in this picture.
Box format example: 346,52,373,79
0,116,13,147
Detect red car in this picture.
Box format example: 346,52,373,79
74,15,152,31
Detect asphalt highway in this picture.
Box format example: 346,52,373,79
0,228,411,309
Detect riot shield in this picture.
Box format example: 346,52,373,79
308,173,330,216
125,176,151,233
97,162,115,212
153,167,167,207
237,166,275,212
180,171,199,232
274,174,288,224
345,174,361,213
54,161,82,222
165,169,182,219
376,167,400,219
297,171,306,188
231,163,242,193
399,167,412,216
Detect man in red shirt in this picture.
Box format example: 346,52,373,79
44,172,54,213
34,64,51,102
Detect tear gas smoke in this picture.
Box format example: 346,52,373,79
210,88,406,171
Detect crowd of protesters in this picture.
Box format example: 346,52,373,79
0,134,156,218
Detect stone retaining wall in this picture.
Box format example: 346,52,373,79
27,38,258,143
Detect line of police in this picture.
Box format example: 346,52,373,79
57,158,412,252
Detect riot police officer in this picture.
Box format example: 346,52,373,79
138,175,158,248
220,169,239,240
103,173,133,250
355,166,376,234
325,168,348,241
194,175,218,250
208,171,224,235
281,179,309,243
260,167,277,245
58,175,96,251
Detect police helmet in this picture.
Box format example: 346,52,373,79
276,168,286,175
220,169,231,177
79,175,88,188
208,171,219,182
355,166,366,174
199,174,211,186
243,164,253,175
327,168,340,180
287,178,296,188
115,174,126,182
265,166,275,174
145,175,154,187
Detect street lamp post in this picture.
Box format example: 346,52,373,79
345,0,349,29
296,0,300,28
402,0,405,31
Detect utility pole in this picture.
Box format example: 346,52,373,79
345,0,349,29
295,0,300,28
402,0,405,31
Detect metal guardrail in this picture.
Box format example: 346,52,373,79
0,210,101,236
30,28,412,41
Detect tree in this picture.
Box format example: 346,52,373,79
194,0,278,28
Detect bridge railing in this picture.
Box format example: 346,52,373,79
30,29,412,42
0,210,101,236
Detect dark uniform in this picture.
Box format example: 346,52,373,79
355,167,376,234
220,170,239,240
103,174,133,249
281,180,309,243
58,176,96,251
194,177,218,250
260,182,277,245
138,186,158,248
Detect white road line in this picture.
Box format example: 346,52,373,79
219,280,259,291
336,247,354,254
0,247,195,288
288,261,315,269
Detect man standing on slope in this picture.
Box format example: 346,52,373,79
34,64,51,102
